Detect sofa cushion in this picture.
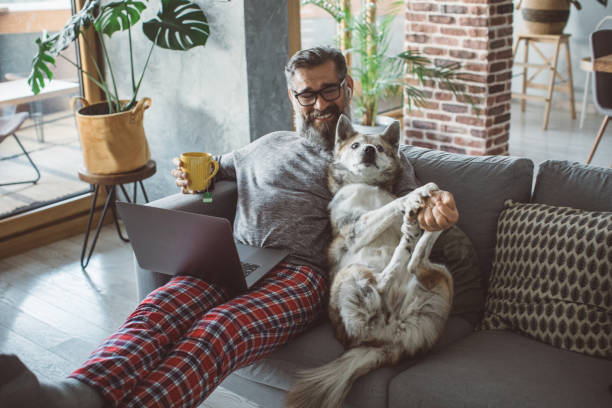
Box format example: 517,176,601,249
388,330,612,408
532,160,612,211
399,145,534,282
231,316,473,408
478,200,612,358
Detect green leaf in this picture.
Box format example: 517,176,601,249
142,0,209,50
27,35,56,95
95,0,147,37
50,0,101,55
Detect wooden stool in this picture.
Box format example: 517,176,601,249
512,33,576,130
78,160,156,269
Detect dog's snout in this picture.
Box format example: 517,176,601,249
362,145,377,165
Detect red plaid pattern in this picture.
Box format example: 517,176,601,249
70,263,326,407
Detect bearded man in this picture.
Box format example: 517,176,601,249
1,46,458,408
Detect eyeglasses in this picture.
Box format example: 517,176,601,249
293,78,346,107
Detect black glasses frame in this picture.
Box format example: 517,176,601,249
293,78,346,107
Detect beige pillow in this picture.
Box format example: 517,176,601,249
479,200,612,358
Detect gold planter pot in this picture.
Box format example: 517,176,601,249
71,97,152,175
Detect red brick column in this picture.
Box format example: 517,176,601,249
403,0,513,155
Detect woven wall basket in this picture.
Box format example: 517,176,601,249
520,0,571,35
71,97,151,175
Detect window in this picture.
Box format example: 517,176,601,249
0,0,90,220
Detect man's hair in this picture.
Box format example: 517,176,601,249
284,46,347,89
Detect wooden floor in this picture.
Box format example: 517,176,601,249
0,225,259,407
0,100,609,407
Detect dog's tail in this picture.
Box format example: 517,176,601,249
285,346,388,408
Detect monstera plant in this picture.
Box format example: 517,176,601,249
27,0,214,175
28,0,210,113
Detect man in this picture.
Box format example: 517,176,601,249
0,46,458,407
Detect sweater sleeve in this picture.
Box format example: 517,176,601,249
215,151,237,181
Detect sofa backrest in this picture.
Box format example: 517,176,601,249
532,160,612,212
399,145,534,282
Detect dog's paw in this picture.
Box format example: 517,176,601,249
402,182,441,220
418,182,440,198
402,194,425,221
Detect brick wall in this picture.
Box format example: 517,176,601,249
403,0,513,155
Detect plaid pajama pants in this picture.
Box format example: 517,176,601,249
69,262,327,407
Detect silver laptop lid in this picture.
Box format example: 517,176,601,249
116,202,247,294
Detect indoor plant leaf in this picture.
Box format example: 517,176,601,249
50,0,101,55
95,0,147,37
142,0,209,50
27,35,56,95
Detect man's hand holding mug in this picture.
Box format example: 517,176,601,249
171,153,219,194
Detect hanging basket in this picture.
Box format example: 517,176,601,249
71,97,152,175
520,0,571,35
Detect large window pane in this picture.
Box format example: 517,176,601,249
0,0,90,219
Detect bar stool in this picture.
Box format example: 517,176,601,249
78,160,156,269
512,33,576,130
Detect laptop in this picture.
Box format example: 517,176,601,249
116,201,289,294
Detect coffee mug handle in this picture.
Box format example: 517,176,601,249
204,159,219,186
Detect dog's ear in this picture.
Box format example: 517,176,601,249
335,114,355,144
380,120,400,153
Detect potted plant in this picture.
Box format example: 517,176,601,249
302,0,466,129
27,0,211,174
517,0,608,35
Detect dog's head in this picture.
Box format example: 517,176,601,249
328,114,400,193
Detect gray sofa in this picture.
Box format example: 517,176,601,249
135,146,612,408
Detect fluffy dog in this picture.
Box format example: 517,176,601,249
286,115,453,408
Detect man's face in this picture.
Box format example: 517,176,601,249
288,60,353,148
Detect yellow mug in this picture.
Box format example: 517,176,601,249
180,152,219,192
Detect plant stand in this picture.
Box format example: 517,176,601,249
78,160,156,269
512,33,576,130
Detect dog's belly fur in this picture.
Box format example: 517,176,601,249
328,184,401,276
328,183,452,357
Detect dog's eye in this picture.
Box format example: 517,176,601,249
376,145,384,152
351,142,360,149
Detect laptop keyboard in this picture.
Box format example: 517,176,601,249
241,262,260,277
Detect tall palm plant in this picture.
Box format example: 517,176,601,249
28,0,211,114
303,0,466,126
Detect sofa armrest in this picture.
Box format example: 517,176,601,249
134,180,238,301
147,180,238,220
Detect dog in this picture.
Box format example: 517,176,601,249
286,115,453,408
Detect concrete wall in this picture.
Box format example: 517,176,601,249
104,0,291,200
511,2,612,108
245,2,292,140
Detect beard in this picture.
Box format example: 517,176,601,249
294,101,352,150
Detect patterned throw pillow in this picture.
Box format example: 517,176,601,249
479,200,612,358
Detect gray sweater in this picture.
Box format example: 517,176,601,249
218,131,334,277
